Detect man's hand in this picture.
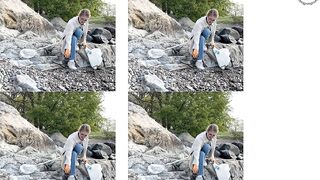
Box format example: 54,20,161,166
192,164,198,174
64,49,70,58
79,157,88,164
192,49,199,59
80,42,87,49
210,157,217,164
209,42,215,48
64,164,70,174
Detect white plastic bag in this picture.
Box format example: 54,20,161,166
85,48,103,69
85,163,103,180
213,163,231,180
213,48,231,69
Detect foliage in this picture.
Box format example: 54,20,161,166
6,92,105,137
150,0,233,21
22,0,104,21
130,92,235,137
90,16,116,26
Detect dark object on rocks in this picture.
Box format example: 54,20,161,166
214,34,221,42
236,154,244,160
104,26,116,38
219,143,240,156
86,34,93,42
92,35,104,44
218,28,240,41
220,34,236,44
92,150,105,159
90,28,112,41
105,141,116,153
232,142,243,153
214,149,221,158
232,26,243,38
86,149,93,158
92,143,112,156
219,150,234,159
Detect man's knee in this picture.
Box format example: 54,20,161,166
73,144,83,154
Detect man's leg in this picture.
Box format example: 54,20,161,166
198,143,211,176
68,28,83,69
198,28,212,61
70,143,83,176
196,28,211,70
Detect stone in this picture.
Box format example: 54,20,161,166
19,49,38,59
144,74,168,92
147,49,166,59
178,133,195,147
0,101,56,151
15,74,40,92
128,0,184,37
147,164,166,175
50,132,67,147
163,64,189,71
220,34,237,44
92,143,113,156
35,64,61,71
128,102,184,153
0,0,57,37
50,17,67,32
19,164,38,175
218,143,241,156
178,17,195,32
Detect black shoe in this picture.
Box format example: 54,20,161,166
62,59,68,68
62,174,68,180
190,173,197,180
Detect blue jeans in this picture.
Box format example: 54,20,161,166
70,143,83,175
197,28,212,61
198,143,211,176
69,27,83,61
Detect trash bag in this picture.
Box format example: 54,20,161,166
212,48,231,69
85,48,103,69
85,163,103,180
213,163,231,180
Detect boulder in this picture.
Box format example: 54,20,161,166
104,26,115,37
178,133,194,147
218,28,241,41
218,143,241,156
92,143,113,156
0,101,56,151
144,74,168,92
128,0,184,37
128,102,184,153
105,141,116,153
50,132,67,148
178,17,195,32
50,17,67,32
0,0,57,37
15,74,40,92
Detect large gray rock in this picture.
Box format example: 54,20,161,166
50,17,67,32
178,133,195,147
19,49,38,59
0,101,56,151
19,164,38,175
147,164,166,175
50,132,67,148
15,74,40,92
128,0,184,37
0,0,57,37
144,74,168,92
178,17,195,32
128,102,184,153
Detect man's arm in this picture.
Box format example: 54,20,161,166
64,20,75,50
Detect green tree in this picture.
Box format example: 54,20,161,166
22,0,104,21
130,92,234,137
10,92,104,137
150,0,233,21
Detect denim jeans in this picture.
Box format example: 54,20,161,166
70,143,83,175
70,27,83,61
198,143,211,176
197,27,212,61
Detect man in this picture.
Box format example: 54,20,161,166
62,124,91,180
62,9,90,70
190,9,219,70
190,124,219,179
